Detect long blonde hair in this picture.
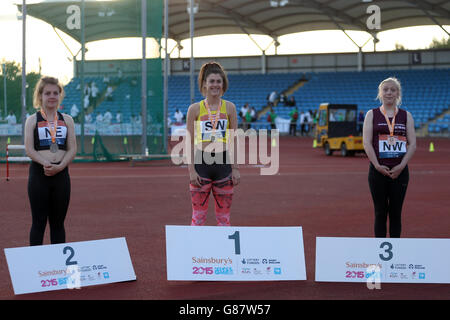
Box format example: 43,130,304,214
376,77,402,107
32,76,65,109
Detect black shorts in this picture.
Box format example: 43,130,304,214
194,151,232,181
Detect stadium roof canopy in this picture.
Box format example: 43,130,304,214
18,0,450,44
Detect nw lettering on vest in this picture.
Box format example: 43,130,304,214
383,142,404,151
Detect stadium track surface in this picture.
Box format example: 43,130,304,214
1,137,449,300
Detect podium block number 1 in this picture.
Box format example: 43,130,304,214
166,226,307,281
228,231,241,255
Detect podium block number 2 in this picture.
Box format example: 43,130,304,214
63,246,78,265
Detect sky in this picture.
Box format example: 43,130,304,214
0,0,449,85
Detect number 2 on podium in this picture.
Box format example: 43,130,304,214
63,246,78,265
228,231,241,255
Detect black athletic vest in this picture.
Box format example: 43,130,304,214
33,111,68,151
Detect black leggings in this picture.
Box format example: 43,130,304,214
28,161,71,246
368,163,409,238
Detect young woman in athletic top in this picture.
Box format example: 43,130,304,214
186,62,240,226
363,77,416,238
24,76,77,245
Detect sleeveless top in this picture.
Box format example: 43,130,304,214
371,107,407,167
34,111,68,151
195,99,229,144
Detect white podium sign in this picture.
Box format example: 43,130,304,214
315,237,450,283
165,225,306,281
4,238,136,295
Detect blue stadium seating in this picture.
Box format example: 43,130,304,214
61,68,449,133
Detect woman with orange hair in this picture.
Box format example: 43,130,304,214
186,62,240,226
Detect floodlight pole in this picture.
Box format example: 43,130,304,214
2,64,7,117
189,0,195,105
141,0,148,156
80,0,85,155
21,0,26,143
164,0,169,153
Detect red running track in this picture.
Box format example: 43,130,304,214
0,137,449,300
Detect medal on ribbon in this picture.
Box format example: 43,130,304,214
388,136,395,146
380,105,398,138
50,142,59,153
204,99,221,143
41,109,59,153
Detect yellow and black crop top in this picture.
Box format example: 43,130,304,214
195,99,229,144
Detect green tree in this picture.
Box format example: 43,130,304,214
428,37,450,49
0,60,40,121
394,42,406,51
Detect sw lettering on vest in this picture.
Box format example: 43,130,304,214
202,119,227,132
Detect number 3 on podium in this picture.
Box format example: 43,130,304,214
379,242,393,261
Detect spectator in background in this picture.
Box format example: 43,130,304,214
174,108,184,124
240,103,250,129
279,93,286,105
239,103,249,119
287,96,296,107
117,68,123,84
244,107,252,130
250,107,257,122
6,111,17,125
289,107,299,136
131,113,141,125
267,107,277,130
85,112,92,124
84,94,90,109
300,110,312,136
268,91,278,106
95,112,103,125
70,104,79,122
311,109,318,133
84,83,91,97
90,82,99,108
105,85,114,101
103,75,110,85
103,109,112,125
116,110,122,124
299,111,306,136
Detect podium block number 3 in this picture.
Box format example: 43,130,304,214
379,242,393,261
